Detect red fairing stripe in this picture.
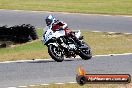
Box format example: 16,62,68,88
52,24,60,31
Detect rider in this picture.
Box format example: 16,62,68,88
44,15,81,49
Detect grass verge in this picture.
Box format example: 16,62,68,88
0,29,132,62
0,0,132,15
27,82,132,88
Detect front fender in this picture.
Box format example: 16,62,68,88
48,43,58,47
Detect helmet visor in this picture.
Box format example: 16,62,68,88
46,19,52,26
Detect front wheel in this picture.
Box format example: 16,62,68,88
48,44,64,62
79,42,92,60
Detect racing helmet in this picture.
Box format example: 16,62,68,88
45,15,56,26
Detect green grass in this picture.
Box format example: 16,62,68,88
0,29,132,62
83,32,132,55
27,83,132,88
0,0,132,15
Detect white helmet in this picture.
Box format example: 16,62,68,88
45,15,56,26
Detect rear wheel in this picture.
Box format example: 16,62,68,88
48,44,64,62
79,42,92,60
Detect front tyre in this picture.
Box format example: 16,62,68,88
79,42,92,60
48,44,64,62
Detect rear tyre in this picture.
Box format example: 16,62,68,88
48,44,64,62
79,42,92,60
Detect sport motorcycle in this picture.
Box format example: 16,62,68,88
42,27,92,62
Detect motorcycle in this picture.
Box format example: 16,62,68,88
42,26,92,62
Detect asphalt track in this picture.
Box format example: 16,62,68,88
0,54,132,88
0,10,132,33
0,10,132,88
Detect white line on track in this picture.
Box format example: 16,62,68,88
93,53,132,57
54,82,64,85
92,31,132,35
27,85,36,87
16,82,77,88
18,86,27,88
68,82,77,84
1,53,132,64
40,84,50,86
